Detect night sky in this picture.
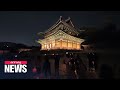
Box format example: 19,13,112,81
0,11,120,46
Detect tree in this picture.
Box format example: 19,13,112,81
37,32,45,39
79,26,98,44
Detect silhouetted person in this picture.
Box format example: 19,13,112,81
74,54,87,79
93,52,98,71
87,52,97,72
63,53,71,79
32,66,38,79
54,54,60,78
99,64,114,79
69,54,76,79
81,45,84,50
32,66,37,73
43,56,51,78
87,53,92,71
36,56,42,74
74,54,81,79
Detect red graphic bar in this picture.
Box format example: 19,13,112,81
5,61,27,64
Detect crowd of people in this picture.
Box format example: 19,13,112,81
32,52,98,79
1,50,117,79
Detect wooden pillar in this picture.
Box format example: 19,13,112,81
49,43,51,49
51,42,52,49
60,40,62,49
75,42,77,50
44,44,46,50
79,43,81,50
55,39,56,49
67,40,68,49
41,44,45,49
72,41,73,50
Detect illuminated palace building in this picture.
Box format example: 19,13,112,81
37,16,84,50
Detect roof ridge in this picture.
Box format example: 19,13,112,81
65,17,74,27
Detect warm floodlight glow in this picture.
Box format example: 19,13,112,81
37,16,84,50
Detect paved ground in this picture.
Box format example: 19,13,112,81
2,48,120,79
